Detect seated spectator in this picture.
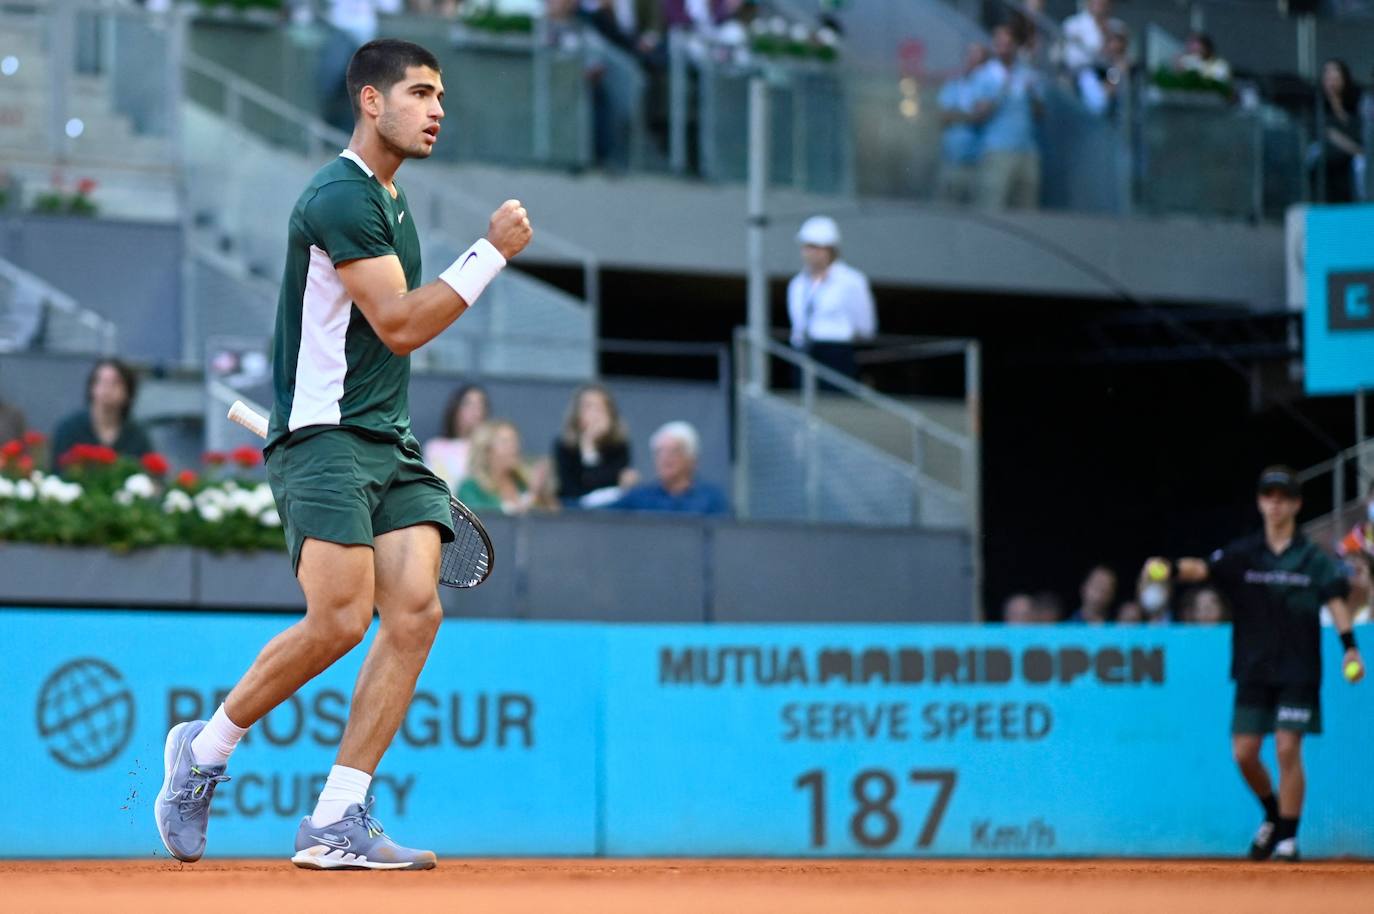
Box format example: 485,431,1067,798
1323,552,1373,627
52,358,152,470
1338,479,1374,559
1066,564,1116,624
970,25,1044,210
606,420,728,515
1173,32,1231,84
1032,590,1063,623
456,419,555,515
1001,592,1037,624
937,42,990,205
0,392,25,444
1060,0,1111,74
1115,600,1143,624
1077,23,1131,119
1311,58,1365,204
553,383,639,504
424,383,490,494
1182,587,1228,625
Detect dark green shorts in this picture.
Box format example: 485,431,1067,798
1232,681,1322,735
266,429,454,573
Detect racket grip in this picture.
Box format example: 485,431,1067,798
227,400,269,439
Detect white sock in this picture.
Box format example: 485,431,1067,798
310,765,372,827
189,704,248,768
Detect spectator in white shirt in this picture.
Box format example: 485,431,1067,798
1174,32,1232,84
1077,23,1131,118
787,216,877,384
1060,0,1111,73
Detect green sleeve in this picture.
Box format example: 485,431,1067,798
303,181,395,266
456,477,501,512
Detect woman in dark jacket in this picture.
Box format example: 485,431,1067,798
1314,59,1364,204
552,383,638,503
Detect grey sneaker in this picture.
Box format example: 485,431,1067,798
1273,837,1301,862
291,797,437,870
153,720,230,863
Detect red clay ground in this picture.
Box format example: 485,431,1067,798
6,859,1373,914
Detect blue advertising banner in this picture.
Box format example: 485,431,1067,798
3,610,602,858
1304,204,1374,396
603,625,1374,857
4,611,1371,858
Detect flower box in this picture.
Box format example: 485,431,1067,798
0,542,195,606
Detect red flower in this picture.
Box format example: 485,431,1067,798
89,445,118,465
230,445,262,468
22,431,45,447
76,177,98,196
141,453,170,476
176,469,198,488
203,451,227,467
0,440,22,458
16,454,33,474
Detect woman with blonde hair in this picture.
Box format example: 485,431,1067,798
457,419,553,515
552,383,638,503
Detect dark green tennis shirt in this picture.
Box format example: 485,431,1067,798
1208,532,1350,685
266,151,422,454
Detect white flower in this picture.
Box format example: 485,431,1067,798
0,477,15,498
816,27,837,46
789,23,810,42
195,487,228,510
55,481,82,505
114,490,134,507
163,490,194,514
228,488,258,514
258,507,281,528
122,473,156,499
38,475,78,504
198,502,224,523
15,479,35,501
769,16,788,36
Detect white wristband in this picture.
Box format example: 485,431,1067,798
438,237,506,306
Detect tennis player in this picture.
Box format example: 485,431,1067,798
155,38,532,870
1146,466,1364,862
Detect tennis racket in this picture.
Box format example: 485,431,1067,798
227,400,494,588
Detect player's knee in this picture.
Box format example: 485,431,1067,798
387,596,443,648
307,603,372,655
1231,737,1260,766
1275,735,1303,769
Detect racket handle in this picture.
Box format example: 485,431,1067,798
227,400,269,439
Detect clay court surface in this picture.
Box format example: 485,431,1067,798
7,859,1374,914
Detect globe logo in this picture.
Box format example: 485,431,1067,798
36,658,135,771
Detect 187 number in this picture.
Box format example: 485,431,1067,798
794,768,957,850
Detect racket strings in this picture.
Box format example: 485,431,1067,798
440,504,491,588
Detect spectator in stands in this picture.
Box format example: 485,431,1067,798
1323,552,1373,627
0,393,24,444
1060,0,1111,73
1115,600,1143,624
1031,590,1063,623
553,383,639,504
424,383,490,493
1311,59,1365,204
937,42,990,205
787,216,877,383
1173,32,1231,85
456,419,555,515
1002,592,1037,624
1182,587,1227,625
1008,0,1047,65
1077,23,1131,119
606,420,728,515
52,358,152,469
1067,564,1116,624
970,25,1043,210
318,0,406,131
1338,479,1374,559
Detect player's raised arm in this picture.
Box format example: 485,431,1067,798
338,199,533,356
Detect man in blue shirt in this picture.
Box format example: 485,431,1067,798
937,42,990,205
970,24,1044,209
607,421,728,516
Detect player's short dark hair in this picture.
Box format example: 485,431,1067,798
346,39,442,119
85,357,138,421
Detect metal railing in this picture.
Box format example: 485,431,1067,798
733,328,978,529
1299,436,1374,549
0,255,116,356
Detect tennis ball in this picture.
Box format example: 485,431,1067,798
1146,559,1170,582
1345,660,1362,682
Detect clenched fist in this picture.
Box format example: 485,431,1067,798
487,199,532,260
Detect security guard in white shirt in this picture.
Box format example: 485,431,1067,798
787,216,877,383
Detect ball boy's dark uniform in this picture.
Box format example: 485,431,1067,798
1207,532,1350,734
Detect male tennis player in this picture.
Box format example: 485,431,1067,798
1146,466,1364,862
155,38,531,870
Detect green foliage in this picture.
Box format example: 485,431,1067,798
1151,67,1233,100
462,5,534,34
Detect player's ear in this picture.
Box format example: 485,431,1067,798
360,84,382,118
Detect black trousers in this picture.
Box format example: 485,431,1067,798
792,341,858,390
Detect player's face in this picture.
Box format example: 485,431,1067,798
1257,490,1300,526
377,66,445,159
